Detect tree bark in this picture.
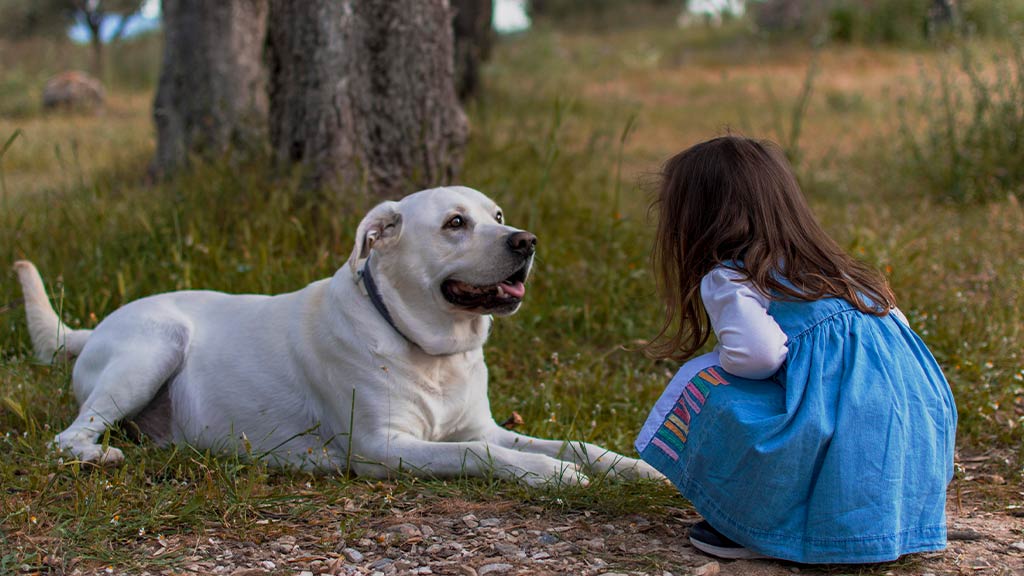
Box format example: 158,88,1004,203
152,0,268,175
267,0,469,199
452,0,493,100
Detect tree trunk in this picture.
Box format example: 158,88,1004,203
267,0,469,199
89,30,103,79
452,0,493,100
152,0,268,175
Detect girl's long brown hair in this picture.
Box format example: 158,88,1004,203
646,136,896,361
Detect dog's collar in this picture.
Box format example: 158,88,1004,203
358,253,413,344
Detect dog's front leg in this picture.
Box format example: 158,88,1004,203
485,426,664,481
348,434,589,487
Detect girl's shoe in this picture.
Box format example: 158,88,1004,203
688,521,768,560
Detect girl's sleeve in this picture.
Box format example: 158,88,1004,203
700,267,789,380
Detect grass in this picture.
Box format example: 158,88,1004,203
1,23,1023,572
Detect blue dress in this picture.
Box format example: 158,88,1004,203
636,296,957,563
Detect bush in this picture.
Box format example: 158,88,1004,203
0,73,40,118
899,40,1024,203
754,0,1024,45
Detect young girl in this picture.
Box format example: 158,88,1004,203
635,136,956,563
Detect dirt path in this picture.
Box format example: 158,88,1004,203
55,493,1021,576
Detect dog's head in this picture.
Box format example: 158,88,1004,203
346,187,536,354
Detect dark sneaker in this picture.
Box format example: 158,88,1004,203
688,521,767,560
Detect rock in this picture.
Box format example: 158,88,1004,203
691,561,720,576
297,572,314,576
42,71,104,111
387,523,422,537
492,542,520,556
342,547,365,563
537,532,559,545
420,524,435,537
477,563,512,575
462,514,479,528
1011,541,1024,552
949,529,984,541
259,560,275,570
479,517,501,527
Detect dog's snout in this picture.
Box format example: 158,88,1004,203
506,231,538,256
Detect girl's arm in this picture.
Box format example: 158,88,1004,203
700,267,788,380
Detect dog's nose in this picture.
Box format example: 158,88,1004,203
506,231,538,256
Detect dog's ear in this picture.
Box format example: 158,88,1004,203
348,201,403,271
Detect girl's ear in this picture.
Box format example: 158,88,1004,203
348,201,403,272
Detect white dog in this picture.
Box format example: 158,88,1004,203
15,186,660,486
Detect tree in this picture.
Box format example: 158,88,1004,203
152,0,268,174
267,0,469,199
451,0,494,100
0,0,146,77
71,0,147,77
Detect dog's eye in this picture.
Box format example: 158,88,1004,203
495,211,503,224
445,215,465,229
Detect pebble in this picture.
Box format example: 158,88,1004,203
388,523,422,537
692,561,719,576
297,572,314,576
462,514,479,528
342,548,365,563
477,563,513,575
258,560,275,570
479,517,501,527
537,532,559,545
1011,541,1024,552
493,542,520,556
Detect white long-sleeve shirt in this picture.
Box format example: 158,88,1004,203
700,267,909,380
700,267,789,380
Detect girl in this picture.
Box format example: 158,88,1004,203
635,136,956,563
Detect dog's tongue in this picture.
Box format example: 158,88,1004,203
501,281,526,299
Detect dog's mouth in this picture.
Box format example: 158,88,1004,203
441,264,529,312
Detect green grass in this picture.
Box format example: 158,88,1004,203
1,25,1023,571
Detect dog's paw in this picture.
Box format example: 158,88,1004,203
600,458,666,483
53,438,125,467
518,459,590,488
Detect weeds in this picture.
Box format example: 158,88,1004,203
899,38,1024,203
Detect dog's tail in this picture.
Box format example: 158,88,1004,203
13,260,92,363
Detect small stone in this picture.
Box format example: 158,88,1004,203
462,514,479,528
493,542,520,556
358,538,375,548
583,538,605,551
259,560,276,571
412,568,432,575
692,561,720,576
537,532,559,545
479,518,501,528
477,563,512,575
420,524,435,537
297,572,314,576
531,551,551,560
387,523,422,537
789,568,800,574
342,548,365,563
369,558,394,570
1011,541,1024,552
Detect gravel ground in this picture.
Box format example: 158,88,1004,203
40,493,1023,576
